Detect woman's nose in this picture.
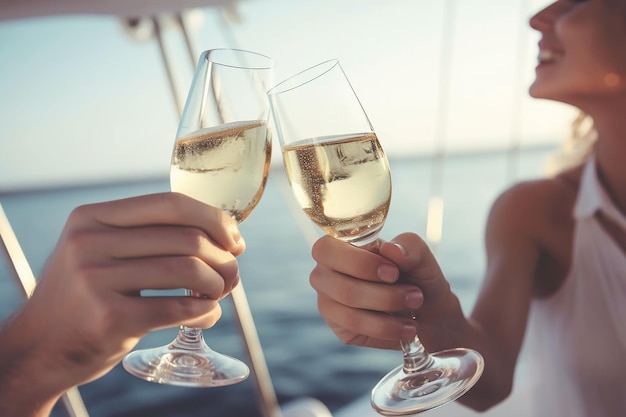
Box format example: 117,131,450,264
529,2,558,33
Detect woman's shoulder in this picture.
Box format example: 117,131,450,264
503,165,581,208
489,165,583,230
485,165,583,294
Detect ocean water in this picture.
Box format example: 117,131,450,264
0,146,555,417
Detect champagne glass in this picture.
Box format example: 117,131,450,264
123,48,274,387
268,60,484,415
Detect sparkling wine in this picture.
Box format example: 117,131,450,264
171,120,271,223
282,132,392,244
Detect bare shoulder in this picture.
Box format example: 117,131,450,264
486,165,582,295
490,168,580,229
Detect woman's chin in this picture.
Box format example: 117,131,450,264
528,82,567,103
528,82,549,100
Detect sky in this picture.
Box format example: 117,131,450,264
0,0,574,191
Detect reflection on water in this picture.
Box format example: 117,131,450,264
0,148,554,417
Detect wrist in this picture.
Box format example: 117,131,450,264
0,384,60,417
0,313,66,417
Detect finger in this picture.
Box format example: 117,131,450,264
317,294,416,345
103,225,236,268
379,233,444,280
379,233,450,301
123,296,223,333
69,192,244,255
311,235,399,283
65,225,240,288
310,265,422,313
89,256,240,301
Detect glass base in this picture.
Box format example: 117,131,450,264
123,338,250,387
370,348,484,416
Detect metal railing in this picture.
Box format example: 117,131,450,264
0,202,90,417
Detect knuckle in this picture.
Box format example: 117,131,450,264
224,274,240,294
67,204,92,222
220,259,240,281
207,205,227,224
176,255,205,277
308,267,323,290
220,268,239,293
336,284,358,307
61,229,97,266
64,228,91,249
178,256,226,298
179,227,207,252
166,191,191,214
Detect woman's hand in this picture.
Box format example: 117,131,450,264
310,233,466,352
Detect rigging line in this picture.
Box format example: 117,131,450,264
175,12,197,70
426,0,457,252
218,7,244,51
152,15,185,117
507,0,531,183
0,202,90,417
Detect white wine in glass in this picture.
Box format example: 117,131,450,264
281,132,391,247
123,48,274,387
268,59,484,415
171,120,270,223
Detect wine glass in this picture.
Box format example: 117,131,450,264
268,60,484,415
123,48,274,387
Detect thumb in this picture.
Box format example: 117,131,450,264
379,232,450,299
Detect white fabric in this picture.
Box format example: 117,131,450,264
527,156,626,417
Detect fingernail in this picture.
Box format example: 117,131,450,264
400,324,417,341
378,264,399,283
405,290,423,310
393,243,408,256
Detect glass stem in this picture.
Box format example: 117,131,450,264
401,336,434,373
174,326,204,349
354,239,435,374
173,288,207,349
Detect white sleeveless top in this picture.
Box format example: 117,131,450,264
527,156,626,416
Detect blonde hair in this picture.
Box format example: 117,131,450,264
546,111,597,176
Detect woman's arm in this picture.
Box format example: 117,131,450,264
309,183,547,411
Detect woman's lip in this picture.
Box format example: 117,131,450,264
535,59,557,70
537,49,563,64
